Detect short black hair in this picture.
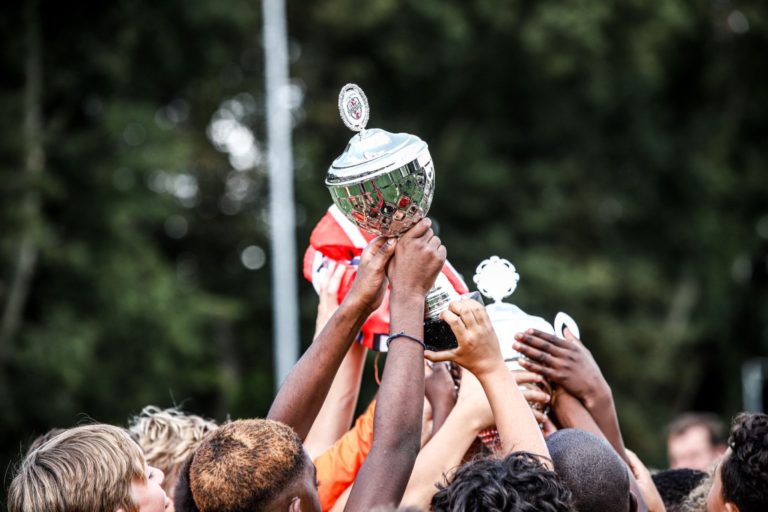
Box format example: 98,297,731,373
651,469,707,512
546,429,630,512
173,455,200,512
430,451,574,512
720,412,768,512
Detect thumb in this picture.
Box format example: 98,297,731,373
424,348,458,363
360,237,388,261
370,237,397,265
563,327,582,344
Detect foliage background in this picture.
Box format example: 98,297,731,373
1,0,767,495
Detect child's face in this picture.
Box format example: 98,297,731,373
131,465,171,512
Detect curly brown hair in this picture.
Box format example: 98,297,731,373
720,412,768,512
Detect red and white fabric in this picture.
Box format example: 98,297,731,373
303,205,468,351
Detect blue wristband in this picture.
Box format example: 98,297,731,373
386,331,426,350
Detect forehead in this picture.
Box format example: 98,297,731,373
670,425,711,447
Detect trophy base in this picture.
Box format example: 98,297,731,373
424,318,458,352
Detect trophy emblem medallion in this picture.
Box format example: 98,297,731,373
338,83,369,132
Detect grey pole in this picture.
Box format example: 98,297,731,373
262,0,299,389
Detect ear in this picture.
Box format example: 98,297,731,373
628,491,639,512
724,502,740,512
289,497,302,512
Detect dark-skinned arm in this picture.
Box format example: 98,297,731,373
519,332,662,512
267,236,396,441
425,362,458,436
345,218,446,512
514,328,628,464
305,261,368,459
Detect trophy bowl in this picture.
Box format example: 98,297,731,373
326,84,435,237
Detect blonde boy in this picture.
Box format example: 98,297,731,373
8,423,170,512
128,406,218,498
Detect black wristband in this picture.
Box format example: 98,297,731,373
386,331,426,350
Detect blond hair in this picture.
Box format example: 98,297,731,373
8,424,146,512
128,405,218,493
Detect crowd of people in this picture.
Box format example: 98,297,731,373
7,218,768,511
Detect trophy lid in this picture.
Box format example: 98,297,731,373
474,256,555,333
326,84,429,186
473,256,520,305
474,256,555,369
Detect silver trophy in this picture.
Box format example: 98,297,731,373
473,256,581,441
474,256,580,371
326,84,435,237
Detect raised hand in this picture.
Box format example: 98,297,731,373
515,328,630,467
314,260,346,335
386,218,446,299
426,299,549,459
345,236,397,314
513,328,609,407
344,218,445,512
514,371,552,425
424,298,504,378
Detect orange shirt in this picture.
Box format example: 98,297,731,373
314,400,376,511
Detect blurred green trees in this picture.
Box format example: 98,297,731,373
1,0,767,488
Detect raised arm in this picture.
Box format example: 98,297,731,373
424,362,458,437
517,328,667,512
305,261,368,459
400,368,494,509
345,218,446,512
267,237,396,440
426,299,549,459
514,327,628,463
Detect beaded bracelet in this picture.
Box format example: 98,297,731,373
386,331,426,350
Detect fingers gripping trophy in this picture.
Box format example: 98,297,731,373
473,256,581,445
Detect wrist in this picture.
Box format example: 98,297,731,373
389,290,427,319
583,383,612,411
390,286,428,304
339,293,374,318
470,358,507,380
